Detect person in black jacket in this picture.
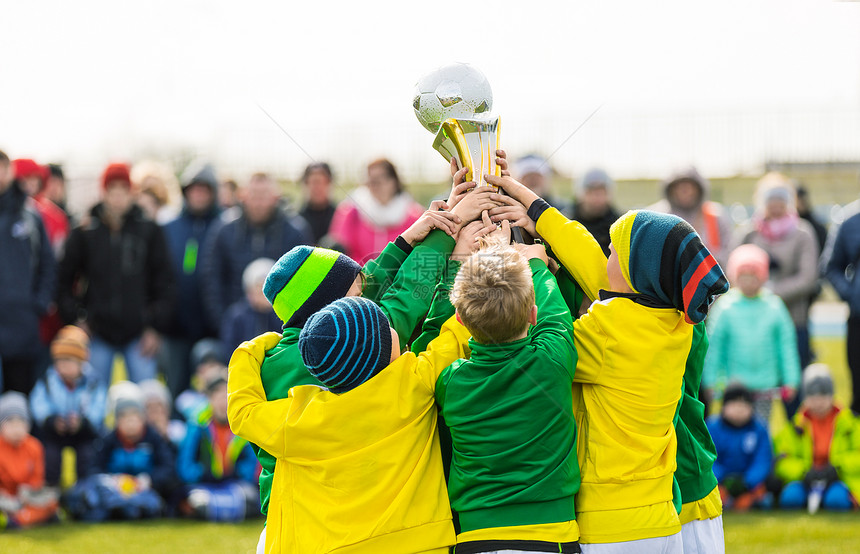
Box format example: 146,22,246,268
56,163,175,389
570,168,621,257
0,149,56,394
298,162,337,245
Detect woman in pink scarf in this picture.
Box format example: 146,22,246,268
328,159,424,263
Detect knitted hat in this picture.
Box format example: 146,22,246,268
515,154,551,178
102,162,132,190
50,325,90,361
191,338,224,368
576,167,615,197
12,158,47,183
298,297,392,394
723,382,754,405
115,396,145,418
0,391,29,424
755,172,796,213
609,210,729,324
802,363,834,397
264,246,363,328
726,244,770,283
139,379,172,409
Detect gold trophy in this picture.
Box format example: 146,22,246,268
413,63,501,188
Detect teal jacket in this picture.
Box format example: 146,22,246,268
704,288,801,392
435,258,579,533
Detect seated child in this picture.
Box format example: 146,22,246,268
29,325,106,486
706,383,773,511
228,296,471,554
178,370,259,521
175,339,226,423
703,244,801,425
65,393,177,521
487,173,729,551
0,392,59,529
220,258,282,355
774,364,860,512
435,239,580,552
139,379,186,451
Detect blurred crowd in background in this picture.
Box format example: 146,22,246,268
1,146,859,528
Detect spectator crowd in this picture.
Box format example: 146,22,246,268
0,146,858,533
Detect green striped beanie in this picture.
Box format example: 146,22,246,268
263,246,362,328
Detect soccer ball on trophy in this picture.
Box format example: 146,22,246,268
412,63,493,134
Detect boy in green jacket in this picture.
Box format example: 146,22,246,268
435,236,580,553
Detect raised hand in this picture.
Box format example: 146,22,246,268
487,194,537,237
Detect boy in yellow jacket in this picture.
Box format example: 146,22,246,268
228,296,471,554
486,173,728,553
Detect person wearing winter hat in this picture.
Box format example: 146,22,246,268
228,293,471,554
571,168,620,256
773,364,860,512
486,172,730,553
29,325,106,486
735,172,820,391
0,391,60,529
235,195,489,537
648,166,734,267
12,158,69,252
57,161,174,389
706,383,774,511
704,243,801,425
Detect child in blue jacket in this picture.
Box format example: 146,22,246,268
707,383,773,511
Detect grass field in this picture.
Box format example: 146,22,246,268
2,512,859,553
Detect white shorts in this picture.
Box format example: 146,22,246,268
580,531,682,553
256,527,266,554
680,516,724,554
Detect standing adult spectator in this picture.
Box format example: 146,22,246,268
11,159,69,255
298,162,337,245
570,167,620,256
650,166,734,266
822,197,860,414
57,163,175,388
0,150,55,394
160,162,221,400
328,158,423,263
200,172,312,330
43,164,69,218
735,173,820,386
514,154,568,214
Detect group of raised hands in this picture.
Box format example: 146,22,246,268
399,150,548,265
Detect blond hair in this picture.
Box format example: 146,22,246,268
451,238,535,344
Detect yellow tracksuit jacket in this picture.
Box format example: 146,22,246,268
227,317,471,553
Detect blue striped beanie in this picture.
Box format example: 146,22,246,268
264,246,362,328
298,297,392,394
610,210,729,324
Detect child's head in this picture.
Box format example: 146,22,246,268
243,257,276,313
115,397,146,442
607,210,729,323
802,364,835,417
204,370,229,424
721,383,755,427
451,241,535,344
264,246,363,328
190,338,225,391
50,325,90,384
139,379,172,428
299,297,398,394
727,244,769,297
0,392,31,446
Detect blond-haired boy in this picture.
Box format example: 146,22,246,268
435,238,581,553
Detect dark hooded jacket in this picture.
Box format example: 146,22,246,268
57,203,175,345
0,182,55,358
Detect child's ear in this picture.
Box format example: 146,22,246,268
455,311,464,326
529,305,537,326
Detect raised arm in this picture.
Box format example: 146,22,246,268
227,332,293,458
414,315,472,391
525,254,576,378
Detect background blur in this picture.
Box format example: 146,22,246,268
2,0,859,216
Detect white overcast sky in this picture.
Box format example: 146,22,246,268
1,0,859,184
